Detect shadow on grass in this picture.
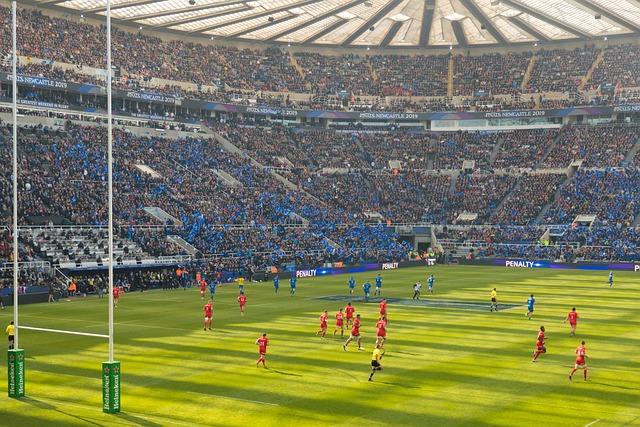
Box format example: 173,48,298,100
22,397,104,427
116,412,163,427
588,381,640,391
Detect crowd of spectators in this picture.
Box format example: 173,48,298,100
526,48,600,93
436,224,639,262
0,6,638,115
543,124,640,168
590,44,640,89
454,53,530,96
493,173,565,225
371,54,449,97
544,169,640,226
446,173,517,223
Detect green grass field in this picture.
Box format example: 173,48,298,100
1,265,639,427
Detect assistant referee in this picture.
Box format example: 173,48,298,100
6,321,15,350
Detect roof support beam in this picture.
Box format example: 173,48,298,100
381,21,403,47
85,0,158,13
128,1,248,24
419,2,434,47
265,0,367,42
341,0,404,46
500,0,592,39
225,13,301,38
192,0,319,34
303,18,348,44
153,5,250,28
573,0,640,32
459,0,507,44
508,15,551,42
451,20,468,47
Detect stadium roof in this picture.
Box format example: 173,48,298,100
35,0,640,48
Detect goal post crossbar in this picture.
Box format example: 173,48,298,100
18,326,109,339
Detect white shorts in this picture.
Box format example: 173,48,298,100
204,316,211,321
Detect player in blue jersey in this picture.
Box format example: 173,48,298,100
608,272,613,288
290,276,297,295
427,274,435,294
208,281,217,299
348,276,356,295
374,274,382,296
526,294,535,319
363,281,372,302
273,275,280,294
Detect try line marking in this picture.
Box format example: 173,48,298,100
583,419,601,427
186,390,279,407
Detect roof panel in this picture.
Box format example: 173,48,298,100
589,0,640,27
40,0,640,46
514,0,630,35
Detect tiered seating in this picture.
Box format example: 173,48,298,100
23,227,148,263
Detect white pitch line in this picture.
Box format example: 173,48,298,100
31,395,206,427
186,390,279,407
583,419,601,427
19,325,109,339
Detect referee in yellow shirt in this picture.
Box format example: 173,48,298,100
6,321,15,350
490,288,498,312
368,344,384,381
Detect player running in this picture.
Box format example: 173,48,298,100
316,310,329,337
256,333,269,368
273,275,279,294
113,286,121,308
203,299,213,331
531,326,546,362
345,302,355,328
565,307,580,336
374,274,382,296
363,281,372,302
368,344,384,382
379,298,387,319
490,288,497,312
208,280,217,299
343,314,363,351
526,294,535,319
569,341,588,381
199,279,207,301
608,271,614,288
334,308,345,336
427,274,435,294
375,316,387,347
290,276,297,295
348,276,356,296
412,282,422,300
238,292,247,316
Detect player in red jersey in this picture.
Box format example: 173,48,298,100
316,310,329,337
569,340,588,381
345,302,355,328
113,286,121,308
199,279,207,301
375,316,387,347
379,299,387,318
334,308,345,336
238,292,247,316
343,314,363,351
565,307,579,336
203,299,213,331
531,326,546,362
256,333,269,368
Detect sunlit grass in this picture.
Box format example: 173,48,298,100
0,265,639,426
